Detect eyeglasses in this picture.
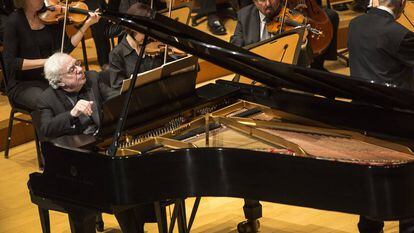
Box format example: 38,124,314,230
61,60,82,75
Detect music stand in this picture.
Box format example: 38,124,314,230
99,55,199,137
120,55,198,93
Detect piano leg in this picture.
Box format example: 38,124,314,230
114,208,146,233
187,197,201,232
167,199,190,233
154,202,168,233
68,210,99,233
175,200,188,233
38,207,50,233
237,199,262,233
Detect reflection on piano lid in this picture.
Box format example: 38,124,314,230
102,9,414,110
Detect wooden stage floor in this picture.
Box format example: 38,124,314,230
0,7,400,233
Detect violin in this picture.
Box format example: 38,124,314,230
144,40,187,58
38,0,95,25
266,5,322,37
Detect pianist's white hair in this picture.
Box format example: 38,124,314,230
44,53,70,89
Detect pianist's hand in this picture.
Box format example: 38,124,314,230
70,100,94,117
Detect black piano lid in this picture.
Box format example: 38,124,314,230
102,9,414,112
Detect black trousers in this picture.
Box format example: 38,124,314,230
358,216,414,233
85,0,111,67
198,0,218,15
9,80,49,111
354,0,370,6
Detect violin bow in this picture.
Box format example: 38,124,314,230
163,0,174,64
60,0,70,53
278,0,289,34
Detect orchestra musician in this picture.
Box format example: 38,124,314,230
348,0,414,91
230,0,313,66
109,2,174,89
230,0,339,70
37,52,155,233
2,0,100,111
348,0,414,231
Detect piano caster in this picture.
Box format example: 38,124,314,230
237,220,260,233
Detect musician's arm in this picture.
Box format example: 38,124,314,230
70,11,100,48
108,50,127,90
396,31,414,67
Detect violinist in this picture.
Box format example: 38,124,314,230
230,0,313,67
3,0,100,111
230,0,339,71
109,2,174,89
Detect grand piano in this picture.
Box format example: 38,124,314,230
28,7,414,233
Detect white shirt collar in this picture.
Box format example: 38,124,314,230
376,5,396,18
259,11,266,23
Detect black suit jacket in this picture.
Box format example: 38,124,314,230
37,71,117,139
348,8,414,90
230,4,261,47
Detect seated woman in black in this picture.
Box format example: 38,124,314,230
109,2,175,90
3,0,100,111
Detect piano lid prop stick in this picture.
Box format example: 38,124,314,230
107,35,150,156
205,114,210,147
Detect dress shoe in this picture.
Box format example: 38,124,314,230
207,14,227,35
237,220,260,233
208,19,227,35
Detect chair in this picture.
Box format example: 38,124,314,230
0,46,43,169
